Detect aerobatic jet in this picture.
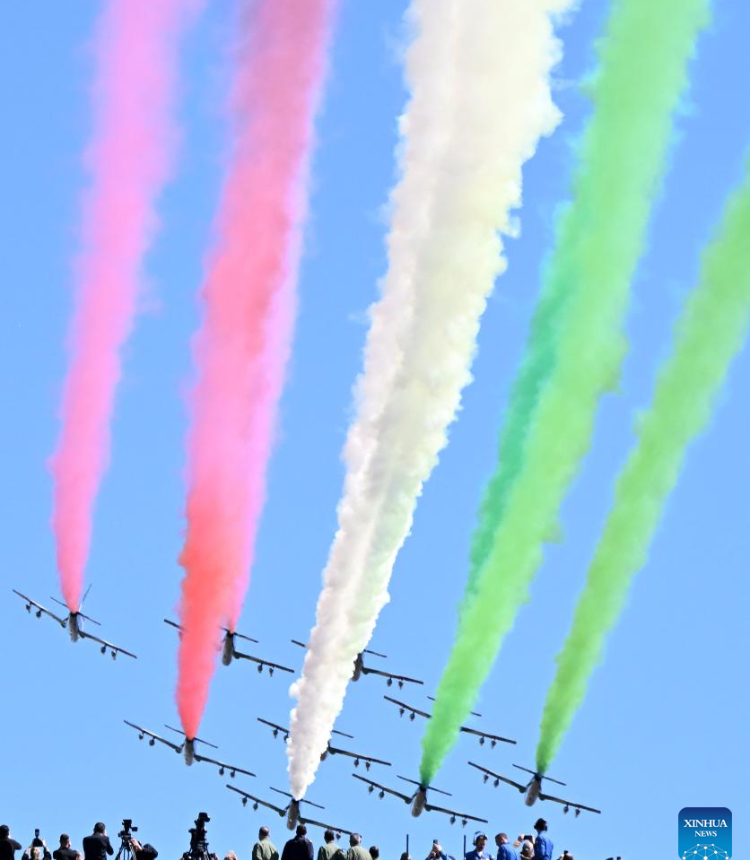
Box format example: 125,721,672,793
13,589,137,659
257,718,392,771
291,639,423,689
123,720,256,778
468,762,601,816
352,774,487,826
225,785,351,835
384,696,516,747
164,618,293,676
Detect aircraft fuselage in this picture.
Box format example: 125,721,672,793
184,739,196,766
286,800,300,830
222,633,235,666
67,612,83,643
352,653,364,682
411,787,427,818
525,777,542,807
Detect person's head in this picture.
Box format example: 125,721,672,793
323,832,335,845
30,848,42,860
369,847,379,860
349,835,362,848
533,819,547,835
93,825,106,836
524,837,533,844
295,826,307,839
59,836,70,849
224,853,238,860
473,833,487,851
399,853,410,860
0,827,10,840
494,835,508,847
259,828,270,841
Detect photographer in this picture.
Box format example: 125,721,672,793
0,826,22,860
425,841,447,860
52,836,81,860
83,825,113,860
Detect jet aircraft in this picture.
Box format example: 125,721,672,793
291,639,423,689
164,618,293,676
352,774,487,826
257,718,392,771
124,720,256,778
384,696,515,747
468,762,601,816
225,785,352,835
13,589,137,659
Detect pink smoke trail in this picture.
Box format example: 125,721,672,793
176,0,337,739
50,0,199,611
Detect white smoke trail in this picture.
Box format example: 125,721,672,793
288,0,574,799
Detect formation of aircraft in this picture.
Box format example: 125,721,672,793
257,718,392,771
226,784,353,836
12,589,137,660
352,773,488,826
384,696,516,748
123,720,256,778
164,618,293,676
291,639,423,689
468,761,601,816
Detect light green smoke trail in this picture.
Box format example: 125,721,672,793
421,0,710,783
536,160,750,773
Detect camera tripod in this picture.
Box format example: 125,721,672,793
115,829,139,860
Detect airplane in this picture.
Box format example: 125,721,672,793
123,720,256,778
256,718,392,771
384,696,516,748
13,589,137,660
467,762,601,816
291,639,423,689
225,785,351,835
352,774,488,826
164,618,293,676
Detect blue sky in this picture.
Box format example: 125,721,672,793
1,2,748,859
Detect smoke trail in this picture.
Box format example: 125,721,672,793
536,160,750,773
176,0,337,740
288,0,575,800
420,0,710,784
49,0,199,611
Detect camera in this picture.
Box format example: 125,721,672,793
32,830,44,849
119,820,138,841
183,813,214,860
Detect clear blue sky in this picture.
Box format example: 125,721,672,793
1,2,748,859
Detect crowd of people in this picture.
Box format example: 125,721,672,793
247,818,616,860
2,820,621,860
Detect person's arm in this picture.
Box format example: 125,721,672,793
105,840,114,858
305,843,313,860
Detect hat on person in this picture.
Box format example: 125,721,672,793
472,832,487,846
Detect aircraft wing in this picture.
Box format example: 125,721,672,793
232,649,294,674
194,753,256,779
351,773,412,804
361,665,423,687
538,792,601,815
424,803,488,826
459,726,516,746
79,630,137,659
163,618,183,632
299,817,355,839
468,761,526,792
326,744,392,769
383,696,432,719
124,721,182,753
13,590,67,626
226,785,287,817
257,718,289,740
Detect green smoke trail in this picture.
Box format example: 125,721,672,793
536,159,750,773
421,0,710,784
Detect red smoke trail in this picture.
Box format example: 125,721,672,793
176,0,337,739
50,0,199,611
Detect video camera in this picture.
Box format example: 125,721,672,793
32,830,44,849
183,813,214,860
118,821,138,843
